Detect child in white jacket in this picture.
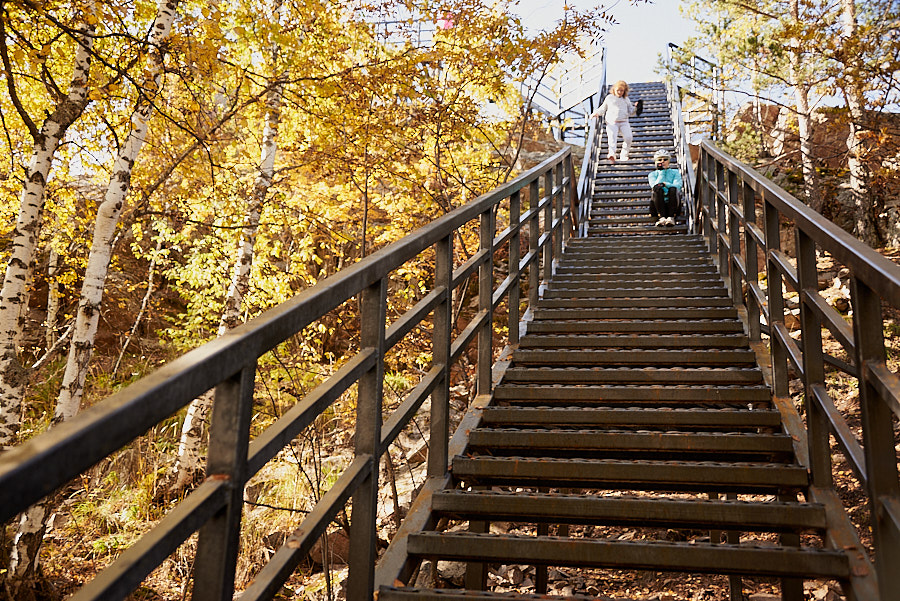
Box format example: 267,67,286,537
590,80,639,162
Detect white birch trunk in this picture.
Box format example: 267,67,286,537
789,0,821,210
840,0,875,244
172,77,284,488
45,249,61,350
55,0,178,420
8,0,178,582
172,0,285,485
0,9,96,446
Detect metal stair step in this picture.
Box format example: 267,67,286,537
511,348,758,365
555,264,715,274
536,297,732,308
480,406,782,428
542,286,724,299
566,235,704,246
492,384,771,403
532,307,736,319
547,275,724,286
519,333,749,348
405,533,847,579
558,252,711,262
588,225,689,235
450,456,808,492
554,269,718,278
431,490,826,531
526,320,745,334
501,366,764,385
466,428,794,456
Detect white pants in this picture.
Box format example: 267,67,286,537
606,121,633,159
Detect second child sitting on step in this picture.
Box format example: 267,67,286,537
590,80,639,162
648,149,682,227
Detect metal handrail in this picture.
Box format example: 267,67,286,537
0,150,578,601
573,49,606,236
524,42,606,143
694,139,900,600
576,118,601,238
666,42,721,140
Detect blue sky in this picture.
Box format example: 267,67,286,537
513,0,700,83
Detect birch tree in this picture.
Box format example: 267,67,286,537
172,0,286,488
55,0,179,419
786,0,822,208
838,0,875,243
8,0,180,583
0,1,97,446
680,0,829,206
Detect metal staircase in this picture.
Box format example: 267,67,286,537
375,81,869,600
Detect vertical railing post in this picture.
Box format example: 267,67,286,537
763,196,789,397
193,365,256,601
478,208,494,396
716,160,727,274
542,170,553,291
529,180,540,309
570,156,579,239
701,150,715,253
553,163,564,265
727,171,742,307
508,191,521,347
796,230,830,488
347,278,387,600
564,156,575,241
429,235,453,478
851,277,900,600
743,181,761,341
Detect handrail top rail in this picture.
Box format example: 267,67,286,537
700,139,900,305
667,42,717,68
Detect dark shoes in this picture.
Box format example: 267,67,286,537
635,99,644,116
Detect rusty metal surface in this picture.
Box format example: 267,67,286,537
450,456,809,491
465,428,794,455
431,490,827,531
407,532,848,579
492,383,772,403
480,407,783,428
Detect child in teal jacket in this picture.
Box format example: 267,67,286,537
648,149,683,227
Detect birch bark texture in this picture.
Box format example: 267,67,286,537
55,0,180,421
788,0,821,210
0,4,97,446
172,0,285,487
839,0,875,244
7,0,180,584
